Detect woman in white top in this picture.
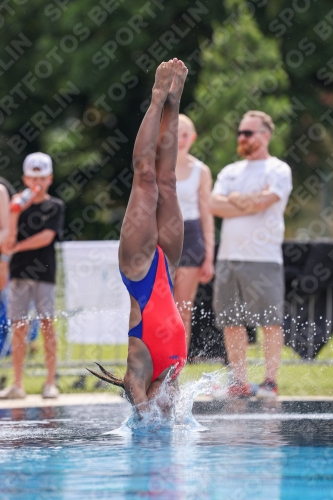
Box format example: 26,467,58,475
174,114,215,350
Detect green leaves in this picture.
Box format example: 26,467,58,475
190,0,291,176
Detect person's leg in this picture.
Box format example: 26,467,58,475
262,325,283,382
155,60,188,270
39,318,57,385
34,282,57,388
9,279,31,390
119,60,176,280
12,320,29,388
213,261,248,383
223,326,248,384
243,262,284,385
173,266,200,349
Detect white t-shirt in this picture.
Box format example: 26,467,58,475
212,156,292,264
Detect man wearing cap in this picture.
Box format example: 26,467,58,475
0,152,64,399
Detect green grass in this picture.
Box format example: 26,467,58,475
180,362,333,397
1,322,333,396
4,362,330,397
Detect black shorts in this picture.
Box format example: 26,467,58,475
179,219,205,267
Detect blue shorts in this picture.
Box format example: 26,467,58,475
179,219,205,267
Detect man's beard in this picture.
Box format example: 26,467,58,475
237,141,260,157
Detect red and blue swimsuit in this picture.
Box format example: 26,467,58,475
120,245,187,382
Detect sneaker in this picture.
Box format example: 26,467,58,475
210,384,228,399
227,381,257,398
256,379,278,399
0,385,26,399
42,384,59,399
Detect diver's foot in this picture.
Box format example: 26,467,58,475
152,59,175,103
167,59,188,104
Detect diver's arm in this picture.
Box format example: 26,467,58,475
124,337,153,416
123,377,150,417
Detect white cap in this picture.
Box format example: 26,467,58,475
23,152,53,177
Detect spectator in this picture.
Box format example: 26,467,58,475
0,179,14,362
0,176,38,362
0,182,10,290
0,178,39,362
210,111,292,399
0,153,65,399
0,176,16,199
174,115,215,350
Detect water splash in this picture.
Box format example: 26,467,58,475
107,367,228,435
176,367,228,420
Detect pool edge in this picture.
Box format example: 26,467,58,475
1,393,333,410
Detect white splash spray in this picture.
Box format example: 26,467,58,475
108,367,228,435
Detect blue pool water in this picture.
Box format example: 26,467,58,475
1,400,333,499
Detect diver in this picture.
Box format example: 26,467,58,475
88,59,188,416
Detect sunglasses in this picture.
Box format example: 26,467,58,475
237,130,256,137
237,130,263,137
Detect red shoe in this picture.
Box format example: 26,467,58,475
256,379,278,399
227,381,256,398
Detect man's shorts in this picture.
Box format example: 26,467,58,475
213,260,285,328
8,279,55,321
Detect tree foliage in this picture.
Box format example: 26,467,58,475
190,0,291,177
1,0,333,238
0,0,219,239
252,0,333,235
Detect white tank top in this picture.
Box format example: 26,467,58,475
176,159,202,221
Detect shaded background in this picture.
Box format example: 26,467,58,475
1,0,333,240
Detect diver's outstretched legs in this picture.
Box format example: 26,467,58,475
119,60,176,280
155,60,188,273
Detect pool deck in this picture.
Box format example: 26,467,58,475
1,393,333,409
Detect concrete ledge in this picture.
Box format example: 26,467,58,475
195,395,333,402
0,393,333,410
0,393,125,409
276,395,333,401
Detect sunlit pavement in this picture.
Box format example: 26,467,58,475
0,393,124,409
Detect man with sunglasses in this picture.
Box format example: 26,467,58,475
210,110,292,399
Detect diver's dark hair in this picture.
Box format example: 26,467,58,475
86,362,124,388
